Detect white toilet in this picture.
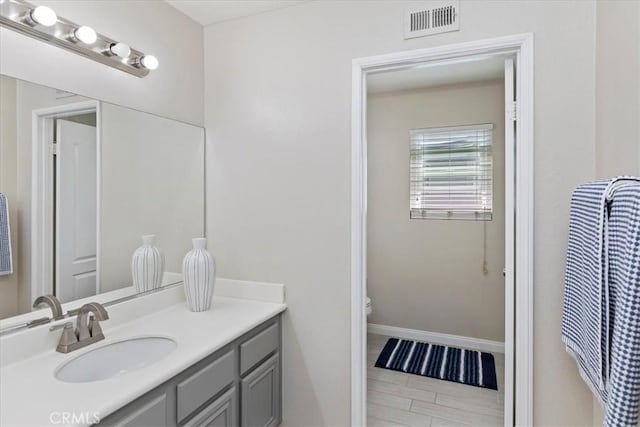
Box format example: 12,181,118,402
366,296,372,316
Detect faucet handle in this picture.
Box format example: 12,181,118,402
51,322,78,352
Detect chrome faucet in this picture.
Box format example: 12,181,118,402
28,295,64,328
51,302,109,353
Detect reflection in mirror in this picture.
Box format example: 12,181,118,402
0,74,204,325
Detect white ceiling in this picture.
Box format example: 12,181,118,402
367,57,505,94
166,0,306,26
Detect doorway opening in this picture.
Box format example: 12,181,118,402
32,101,100,304
351,34,534,426
367,55,508,425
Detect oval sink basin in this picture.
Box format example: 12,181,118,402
55,337,176,383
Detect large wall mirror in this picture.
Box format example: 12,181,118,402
0,74,204,327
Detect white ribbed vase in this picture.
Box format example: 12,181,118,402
182,237,216,312
132,234,164,293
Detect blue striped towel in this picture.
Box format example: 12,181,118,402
562,177,640,426
0,193,12,276
603,183,640,426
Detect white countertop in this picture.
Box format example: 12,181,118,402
0,280,286,427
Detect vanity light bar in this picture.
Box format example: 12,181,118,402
0,0,158,78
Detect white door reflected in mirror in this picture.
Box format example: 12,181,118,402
56,119,98,303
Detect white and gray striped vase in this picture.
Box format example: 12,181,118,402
132,234,165,293
182,237,216,312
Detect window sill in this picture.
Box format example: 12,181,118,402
409,210,493,221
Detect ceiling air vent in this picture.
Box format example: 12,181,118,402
404,1,460,39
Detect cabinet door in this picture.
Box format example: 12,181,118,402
241,354,280,427
184,387,236,427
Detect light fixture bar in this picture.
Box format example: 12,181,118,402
0,0,156,78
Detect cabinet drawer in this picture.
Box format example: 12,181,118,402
240,323,278,375
183,387,237,427
177,350,235,423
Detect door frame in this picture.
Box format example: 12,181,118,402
350,33,534,426
31,100,101,303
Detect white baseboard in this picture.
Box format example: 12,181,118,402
367,323,505,354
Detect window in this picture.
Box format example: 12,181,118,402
410,123,493,220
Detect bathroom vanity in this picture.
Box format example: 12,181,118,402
100,316,282,427
0,280,286,427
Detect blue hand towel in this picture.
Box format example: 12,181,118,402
562,177,640,426
603,182,640,426
562,179,613,403
0,193,12,276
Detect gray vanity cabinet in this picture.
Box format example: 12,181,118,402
97,315,281,427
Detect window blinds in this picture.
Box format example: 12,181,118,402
410,123,493,220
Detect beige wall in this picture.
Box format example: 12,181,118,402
367,80,505,342
0,0,203,126
204,1,597,425
595,0,640,178
0,76,19,319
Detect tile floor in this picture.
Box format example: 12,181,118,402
367,334,505,427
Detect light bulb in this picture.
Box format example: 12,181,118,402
74,26,97,44
139,55,159,70
30,6,57,27
109,42,130,58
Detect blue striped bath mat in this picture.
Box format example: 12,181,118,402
375,338,498,390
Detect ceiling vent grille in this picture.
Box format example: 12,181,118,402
404,1,459,39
